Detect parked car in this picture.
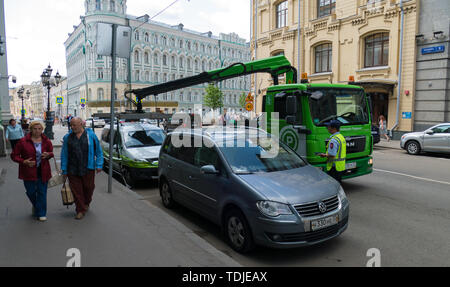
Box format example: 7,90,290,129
371,124,380,145
101,122,166,187
86,117,106,128
158,127,349,253
401,123,450,155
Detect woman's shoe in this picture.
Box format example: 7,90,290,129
75,213,84,220
38,217,47,222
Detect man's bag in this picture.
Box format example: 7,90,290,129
61,180,74,207
48,157,65,188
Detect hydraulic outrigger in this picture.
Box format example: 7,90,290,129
125,55,297,113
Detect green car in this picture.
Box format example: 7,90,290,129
101,122,166,187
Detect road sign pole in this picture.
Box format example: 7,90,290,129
108,24,117,194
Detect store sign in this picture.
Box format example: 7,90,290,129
421,45,445,55
402,112,412,119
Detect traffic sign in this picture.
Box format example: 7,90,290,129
80,98,86,104
245,93,254,103
245,102,254,112
56,96,64,105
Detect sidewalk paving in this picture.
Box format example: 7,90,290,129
0,155,240,267
373,139,402,150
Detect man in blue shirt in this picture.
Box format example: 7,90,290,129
6,119,24,150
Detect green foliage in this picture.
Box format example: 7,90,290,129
204,83,223,110
239,92,247,109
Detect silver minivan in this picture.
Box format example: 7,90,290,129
158,127,349,253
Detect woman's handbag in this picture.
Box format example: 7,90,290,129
48,157,65,188
61,179,74,207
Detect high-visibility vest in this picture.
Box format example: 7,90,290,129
326,133,347,172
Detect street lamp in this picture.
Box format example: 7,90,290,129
40,64,61,139
17,86,30,122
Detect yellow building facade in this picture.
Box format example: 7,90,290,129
252,0,419,136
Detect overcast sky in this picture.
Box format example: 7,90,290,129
4,0,251,88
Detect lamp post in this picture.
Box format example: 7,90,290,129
17,86,30,122
40,64,61,139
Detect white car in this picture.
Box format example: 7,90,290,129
400,123,450,155
85,117,106,128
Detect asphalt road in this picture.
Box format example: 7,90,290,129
129,146,450,267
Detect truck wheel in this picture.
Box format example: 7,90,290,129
406,141,421,155
224,209,255,253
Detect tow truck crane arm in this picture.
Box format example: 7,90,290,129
125,55,297,112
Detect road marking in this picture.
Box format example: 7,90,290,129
374,169,450,186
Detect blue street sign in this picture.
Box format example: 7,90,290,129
402,112,412,119
421,45,445,55
56,97,63,104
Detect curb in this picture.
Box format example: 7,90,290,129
104,172,242,267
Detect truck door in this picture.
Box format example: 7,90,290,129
273,91,307,157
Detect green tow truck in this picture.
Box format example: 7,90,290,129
127,55,373,179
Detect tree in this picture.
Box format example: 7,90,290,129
204,83,223,111
239,92,247,109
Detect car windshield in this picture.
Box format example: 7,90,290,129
124,129,165,148
218,135,306,174
308,88,370,126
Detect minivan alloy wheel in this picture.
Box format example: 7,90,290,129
228,217,245,248
160,180,176,208
224,209,254,253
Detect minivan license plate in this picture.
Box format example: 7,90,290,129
345,162,356,170
311,215,339,231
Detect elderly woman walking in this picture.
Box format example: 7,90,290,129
11,121,54,221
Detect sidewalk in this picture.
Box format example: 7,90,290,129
373,139,402,150
0,156,240,267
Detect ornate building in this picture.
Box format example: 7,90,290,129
252,0,419,138
65,0,251,117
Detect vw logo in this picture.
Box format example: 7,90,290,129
318,202,327,214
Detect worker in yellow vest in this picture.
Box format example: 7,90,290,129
319,120,347,183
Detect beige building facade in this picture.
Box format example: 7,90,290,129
252,0,419,137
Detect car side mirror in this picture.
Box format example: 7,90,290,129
425,130,434,135
201,165,219,175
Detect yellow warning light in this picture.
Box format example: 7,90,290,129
301,73,308,80
349,75,355,82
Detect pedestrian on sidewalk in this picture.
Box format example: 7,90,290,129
379,115,390,141
67,114,73,132
5,119,24,151
11,121,54,222
61,117,103,220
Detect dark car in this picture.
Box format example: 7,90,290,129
158,127,349,253
371,124,380,145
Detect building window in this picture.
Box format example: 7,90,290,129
144,52,149,64
154,53,159,65
364,32,389,68
135,30,140,41
135,70,140,81
134,50,140,63
276,1,288,28
162,36,167,46
110,0,115,12
97,68,104,79
144,33,149,42
163,55,168,66
314,43,332,73
318,0,336,18
97,88,104,101
96,0,101,10
153,34,158,45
